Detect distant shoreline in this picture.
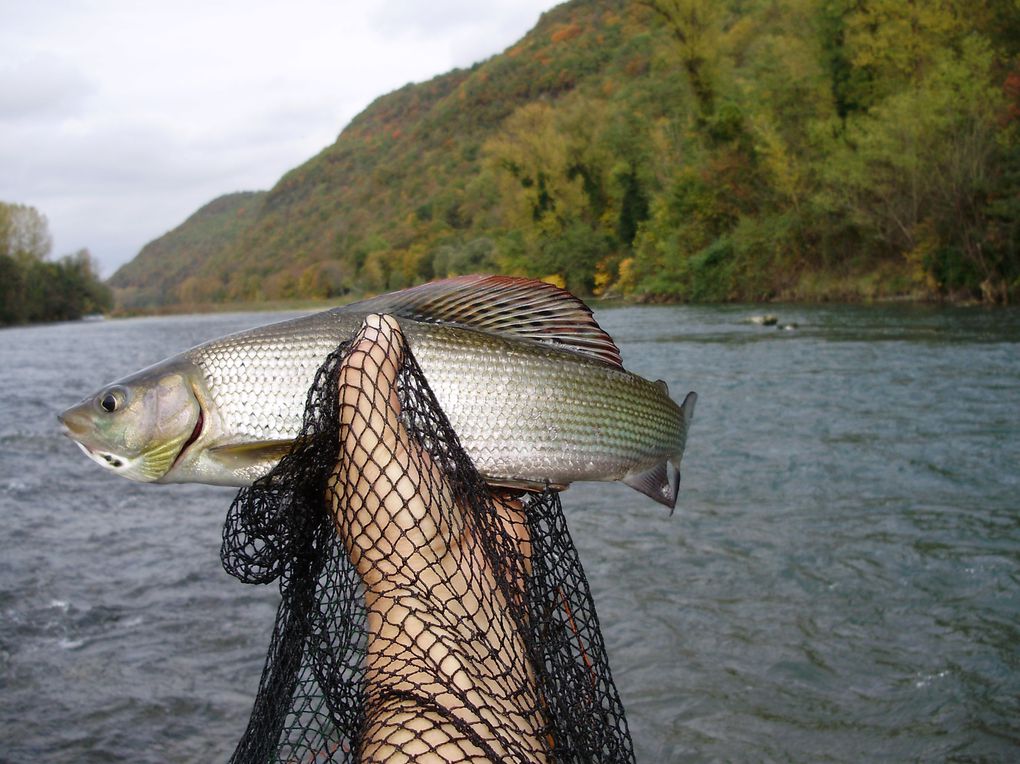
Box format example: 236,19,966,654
106,288,1005,321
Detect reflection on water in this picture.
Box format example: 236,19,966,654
1,304,1019,762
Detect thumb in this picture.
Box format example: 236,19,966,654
337,313,405,459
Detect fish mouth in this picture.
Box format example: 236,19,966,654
57,411,123,467
71,439,127,469
57,408,86,439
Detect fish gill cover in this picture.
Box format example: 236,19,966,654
221,315,635,762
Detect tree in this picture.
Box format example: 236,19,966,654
643,0,723,116
819,37,1010,296
0,202,52,262
483,101,609,292
0,204,112,324
843,0,966,104
0,254,25,323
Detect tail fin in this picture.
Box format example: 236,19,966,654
680,391,697,432
622,391,697,510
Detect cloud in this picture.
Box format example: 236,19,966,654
0,0,560,277
0,55,95,121
367,1,552,67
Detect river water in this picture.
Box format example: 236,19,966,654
1,304,1018,762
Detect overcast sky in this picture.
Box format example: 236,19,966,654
0,0,561,277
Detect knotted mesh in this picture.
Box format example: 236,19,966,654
221,314,635,763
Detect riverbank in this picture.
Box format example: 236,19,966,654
108,270,1002,320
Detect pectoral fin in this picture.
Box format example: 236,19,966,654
208,440,297,471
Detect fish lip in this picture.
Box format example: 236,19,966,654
57,408,84,437
68,437,126,469
57,411,97,456
58,409,94,448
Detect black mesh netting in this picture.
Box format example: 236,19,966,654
221,314,635,763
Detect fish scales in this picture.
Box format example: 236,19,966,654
189,311,347,442
188,310,683,488
402,319,682,485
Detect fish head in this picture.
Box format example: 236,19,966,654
58,358,206,483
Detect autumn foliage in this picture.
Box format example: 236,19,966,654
111,0,1020,307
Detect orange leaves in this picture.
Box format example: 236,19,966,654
1004,69,1020,125
550,23,582,45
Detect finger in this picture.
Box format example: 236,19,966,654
338,313,405,458
333,314,409,572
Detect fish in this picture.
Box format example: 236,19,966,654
59,275,696,507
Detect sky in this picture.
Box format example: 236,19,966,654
0,0,561,277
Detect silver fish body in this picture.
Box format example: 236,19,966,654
60,276,696,507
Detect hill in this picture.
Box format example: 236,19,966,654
110,0,1020,306
112,191,265,309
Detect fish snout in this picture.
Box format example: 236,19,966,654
58,404,129,470
58,405,92,439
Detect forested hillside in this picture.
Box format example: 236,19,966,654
112,192,265,308
110,0,1020,306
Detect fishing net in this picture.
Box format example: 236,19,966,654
221,314,635,763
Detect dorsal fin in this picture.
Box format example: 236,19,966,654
345,275,624,367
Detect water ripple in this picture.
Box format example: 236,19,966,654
2,306,1019,761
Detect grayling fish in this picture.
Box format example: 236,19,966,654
59,275,696,507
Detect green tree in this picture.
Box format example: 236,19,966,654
0,254,25,323
0,201,52,262
483,100,612,292
819,38,1012,297
643,0,723,116
0,203,112,324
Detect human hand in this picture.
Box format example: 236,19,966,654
327,314,546,763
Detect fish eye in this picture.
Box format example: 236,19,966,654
98,387,127,413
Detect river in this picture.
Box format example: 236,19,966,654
1,303,1018,762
